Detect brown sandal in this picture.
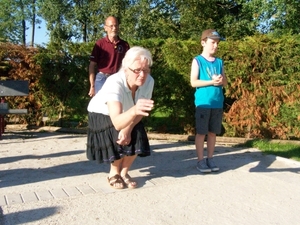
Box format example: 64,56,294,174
107,174,124,189
121,174,137,189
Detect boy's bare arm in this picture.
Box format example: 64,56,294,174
190,59,216,87
221,66,228,87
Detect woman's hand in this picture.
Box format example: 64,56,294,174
116,129,132,146
135,99,154,116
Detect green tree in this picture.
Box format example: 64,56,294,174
121,0,180,40
258,0,300,36
219,0,263,39
37,0,74,48
37,0,131,46
83,0,130,42
173,0,263,40
5,0,294,46
0,0,41,45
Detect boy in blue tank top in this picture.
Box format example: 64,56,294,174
190,29,228,173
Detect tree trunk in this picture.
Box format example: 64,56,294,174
31,0,36,47
22,20,26,45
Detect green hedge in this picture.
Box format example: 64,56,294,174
1,34,300,139
219,35,300,139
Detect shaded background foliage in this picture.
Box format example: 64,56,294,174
34,48,89,126
1,0,300,139
1,34,300,140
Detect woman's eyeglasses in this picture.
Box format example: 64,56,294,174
128,67,150,74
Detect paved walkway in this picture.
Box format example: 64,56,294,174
0,131,300,225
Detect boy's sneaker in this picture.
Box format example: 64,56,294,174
206,158,219,172
196,159,212,173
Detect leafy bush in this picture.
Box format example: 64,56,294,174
1,34,300,140
0,43,43,125
220,34,300,139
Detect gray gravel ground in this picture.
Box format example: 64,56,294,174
0,131,300,225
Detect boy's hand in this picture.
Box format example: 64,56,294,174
213,74,223,86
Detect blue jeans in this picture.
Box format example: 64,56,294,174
95,72,108,94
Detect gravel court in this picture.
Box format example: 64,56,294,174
0,131,300,225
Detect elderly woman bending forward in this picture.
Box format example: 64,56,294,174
86,46,155,189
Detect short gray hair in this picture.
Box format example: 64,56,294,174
121,46,153,69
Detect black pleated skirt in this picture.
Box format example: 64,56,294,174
86,112,151,164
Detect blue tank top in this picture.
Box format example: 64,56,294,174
194,55,224,108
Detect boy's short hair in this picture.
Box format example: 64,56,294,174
201,29,225,41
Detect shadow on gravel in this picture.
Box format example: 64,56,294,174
1,131,61,140
0,160,102,188
0,206,3,224
248,154,300,173
133,142,300,181
0,137,299,189
1,207,58,225
0,150,84,164
1,131,85,144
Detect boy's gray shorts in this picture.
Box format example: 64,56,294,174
195,107,223,135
